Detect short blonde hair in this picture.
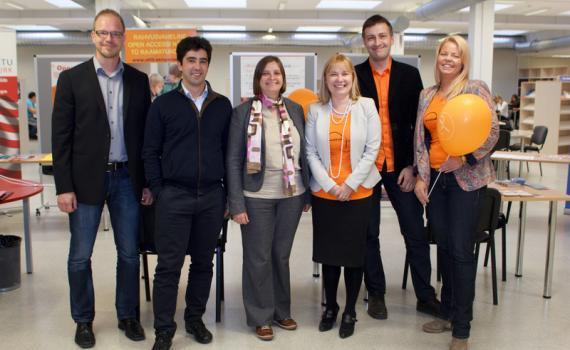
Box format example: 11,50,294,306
434,35,470,100
318,54,360,104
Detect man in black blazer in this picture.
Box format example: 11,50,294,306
355,14,440,320
52,9,152,348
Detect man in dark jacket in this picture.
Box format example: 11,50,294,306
143,36,232,350
52,9,152,348
355,14,440,320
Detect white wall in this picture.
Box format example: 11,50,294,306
492,49,519,100
17,44,521,107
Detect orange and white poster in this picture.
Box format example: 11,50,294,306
0,29,20,178
51,61,82,102
124,29,197,63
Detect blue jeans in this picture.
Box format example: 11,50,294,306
427,170,484,339
68,167,140,322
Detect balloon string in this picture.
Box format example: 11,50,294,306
427,155,450,199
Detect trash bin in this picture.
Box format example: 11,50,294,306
0,235,21,292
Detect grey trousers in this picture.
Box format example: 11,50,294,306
241,194,305,327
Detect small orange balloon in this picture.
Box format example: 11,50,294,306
437,94,492,156
288,88,319,119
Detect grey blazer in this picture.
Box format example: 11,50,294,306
226,97,311,215
305,96,381,193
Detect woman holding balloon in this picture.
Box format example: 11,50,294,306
413,35,498,350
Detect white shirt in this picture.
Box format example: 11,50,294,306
181,82,208,112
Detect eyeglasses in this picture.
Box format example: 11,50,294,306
94,30,124,39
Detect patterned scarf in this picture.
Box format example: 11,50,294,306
247,95,297,196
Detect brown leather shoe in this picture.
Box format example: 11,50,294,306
422,319,452,333
255,325,274,341
450,337,469,350
274,318,297,330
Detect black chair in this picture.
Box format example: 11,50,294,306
139,204,228,323
509,126,548,176
482,202,511,282
474,187,502,305
493,130,512,179
499,119,514,132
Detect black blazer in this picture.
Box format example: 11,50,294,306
52,58,151,205
355,58,423,173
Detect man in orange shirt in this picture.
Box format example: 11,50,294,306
355,14,440,320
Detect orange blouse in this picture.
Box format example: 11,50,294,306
423,94,448,169
313,113,373,200
371,58,395,172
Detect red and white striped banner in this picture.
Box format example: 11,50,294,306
0,29,20,178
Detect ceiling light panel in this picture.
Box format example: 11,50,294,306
203,33,247,39
202,25,246,31
184,0,246,8
493,37,512,44
5,25,59,31
44,0,83,8
403,28,435,34
525,9,548,16
494,29,526,36
459,3,512,12
296,26,342,32
293,33,338,40
403,35,426,42
316,1,382,10
5,1,25,10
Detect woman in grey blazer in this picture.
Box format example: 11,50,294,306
226,56,311,341
305,54,380,338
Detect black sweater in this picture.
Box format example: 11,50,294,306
142,81,232,197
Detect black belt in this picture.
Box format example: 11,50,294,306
105,161,128,172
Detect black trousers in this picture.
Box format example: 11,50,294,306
364,170,436,302
152,185,225,334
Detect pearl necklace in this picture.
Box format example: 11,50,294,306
328,100,351,179
329,100,352,125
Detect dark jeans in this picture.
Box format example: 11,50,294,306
322,265,363,317
427,170,484,339
382,170,436,302
68,167,140,322
153,185,225,334
364,170,436,302
28,124,37,139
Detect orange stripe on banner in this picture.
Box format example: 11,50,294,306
0,106,18,118
0,137,20,148
0,122,19,132
0,167,22,179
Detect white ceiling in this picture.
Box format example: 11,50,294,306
1,1,570,55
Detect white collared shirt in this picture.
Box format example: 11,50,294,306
181,82,208,112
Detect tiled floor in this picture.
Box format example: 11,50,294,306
1,147,570,349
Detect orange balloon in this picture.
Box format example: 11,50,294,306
437,94,492,156
288,88,319,119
